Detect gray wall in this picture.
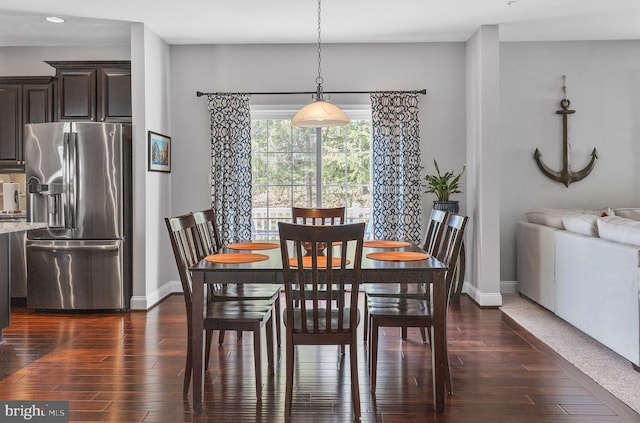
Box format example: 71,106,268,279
0,46,130,75
500,40,640,282
169,42,468,234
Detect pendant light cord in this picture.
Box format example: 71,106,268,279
315,0,324,100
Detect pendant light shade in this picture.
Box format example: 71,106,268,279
292,0,349,128
291,99,350,128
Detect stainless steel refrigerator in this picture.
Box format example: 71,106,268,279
24,122,132,311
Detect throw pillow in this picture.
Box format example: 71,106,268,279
583,207,615,217
561,214,599,237
525,208,583,229
614,208,640,221
596,216,640,247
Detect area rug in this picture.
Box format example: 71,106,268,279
500,293,640,414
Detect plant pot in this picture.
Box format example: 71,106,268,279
433,201,459,214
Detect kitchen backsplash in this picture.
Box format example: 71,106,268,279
0,173,26,212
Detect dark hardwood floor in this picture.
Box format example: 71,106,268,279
1,293,638,422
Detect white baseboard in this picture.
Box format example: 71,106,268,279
464,282,503,307
130,280,182,310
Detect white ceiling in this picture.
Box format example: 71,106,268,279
0,0,639,47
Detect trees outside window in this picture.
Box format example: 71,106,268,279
251,110,371,239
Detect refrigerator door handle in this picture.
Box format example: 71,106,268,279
27,241,120,252
66,130,77,230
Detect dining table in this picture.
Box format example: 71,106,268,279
188,240,449,413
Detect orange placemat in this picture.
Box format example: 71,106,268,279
289,256,350,268
205,253,269,264
364,240,411,248
227,242,280,250
366,251,429,262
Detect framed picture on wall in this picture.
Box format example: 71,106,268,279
148,131,171,172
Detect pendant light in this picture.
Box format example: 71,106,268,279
291,0,350,128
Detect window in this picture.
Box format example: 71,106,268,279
251,107,372,239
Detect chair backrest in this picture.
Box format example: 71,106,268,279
435,214,468,297
192,208,222,257
291,207,346,226
165,214,201,315
422,209,449,256
278,221,365,335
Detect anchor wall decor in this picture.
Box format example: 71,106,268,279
533,76,598,187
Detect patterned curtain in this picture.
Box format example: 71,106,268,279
370,92,422,243
207,94,252,244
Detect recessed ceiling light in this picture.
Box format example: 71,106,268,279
46,16,65,24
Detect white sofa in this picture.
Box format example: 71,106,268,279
517,208,640,370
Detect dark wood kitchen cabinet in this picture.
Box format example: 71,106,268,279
46,61,131,123
0,76,54,169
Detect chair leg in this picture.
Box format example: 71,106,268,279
420,327,427,344
253,326,263,401
444,330,453,394
275,295,282,347
183,343,192,397
367,309,373,368
445,353,453,395
363,297,369,342
401,326,408,340
218,329,226,345
370,320,379,393
285,334,294,418
204,329,213,371
349,342,361,419
266,315,275,376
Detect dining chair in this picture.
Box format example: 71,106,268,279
165,213,275,399
291,206,346,225
367,213,468,395
192,208,282,347
290,206,346,294
363,209,449,343
278,221,365,419
291,206,348,353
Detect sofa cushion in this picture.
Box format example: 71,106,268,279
561,214,599,237
597,216,640,247
586,207,615,217
526,208,583,229
614,208,640,221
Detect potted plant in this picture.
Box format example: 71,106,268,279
423,160,466,213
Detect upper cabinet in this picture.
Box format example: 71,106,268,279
46,61,131,123
0,77,54,169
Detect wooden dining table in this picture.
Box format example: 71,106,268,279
188,241,449,413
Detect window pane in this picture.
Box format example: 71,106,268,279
292,185,317,209
292,126,316,153
252,120,268,152
268,120,292,152
321,185,347,208
267,153,292,185
292,152,316,186
252,152,268,185
252,185,268,208
322,153,346,185
346,152,370,185
322,126,346,152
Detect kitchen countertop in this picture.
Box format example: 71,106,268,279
0,221,47,234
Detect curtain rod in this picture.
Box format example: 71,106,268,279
196,89,426,97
